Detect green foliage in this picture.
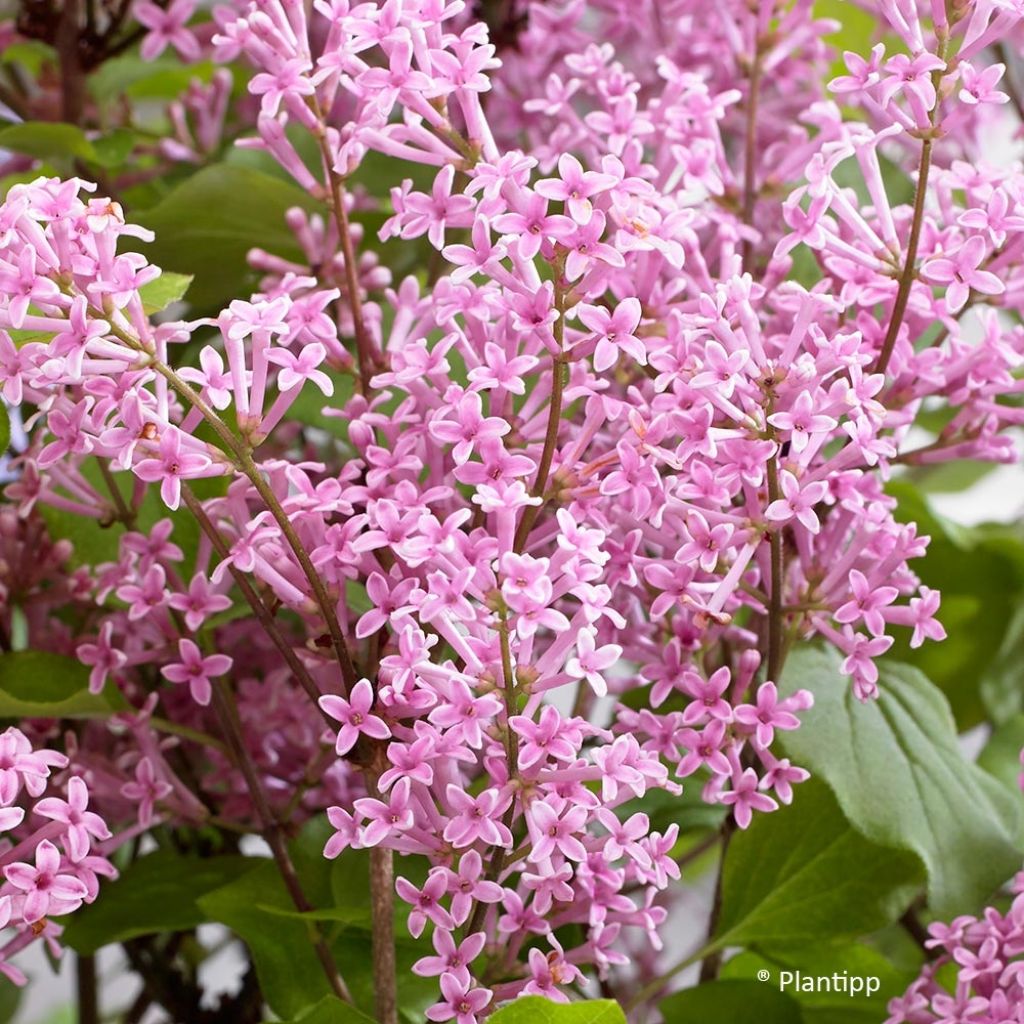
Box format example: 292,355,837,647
980,604,1024,725
139,271,194,315
91,128,140,170
88,53,217,106
0,981,20,1024
0,401,9,457
279,996,378,1023
778,647,1023,916
196,822,434,1021
722,945,916,1024
887,481,1024,727
978,713,1024,794
813,0,877,80
661,980,802,1024
715,780,921,949
135,164,320,310
489,997,627,1023
62,850,253,954
0,40,55,77
0,650,123,717
0,122,98,162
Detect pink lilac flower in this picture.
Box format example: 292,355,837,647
160,640,232,705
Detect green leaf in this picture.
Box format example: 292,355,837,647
135,164,320,310
279,995,378,1024
722,945,916,1024
886,480,1024,727
139,271,194,315
1,40,55,77
978,713,1024,795
198,858,336,1019
981,605,1024,724
813,0,877,80
715,779,921,949
197,821,434,1021
0,122,97,163
89,53,216,105
0,650,123,718
660,980,802,1024
0,401,9,456
0,981,20,1024
90,128,138,170
778,647,1023,916
489,997,626,1023
62,851,253,954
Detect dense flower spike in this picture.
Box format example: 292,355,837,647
0,0,1022,1017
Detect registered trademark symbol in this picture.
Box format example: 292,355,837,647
757,969,770,982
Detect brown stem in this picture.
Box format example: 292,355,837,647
210,681,354,1006
513,275,567,551
465,614,519,936
872,37,948,376
96,457,136,527
180,485,337,725
900,906,938,959
697,816,736,983
765,454,784,682
76,952,100,1024
55,0,85,125
871,138,933,377
313,121,379,395
236,449,359,692
369,843,398,1024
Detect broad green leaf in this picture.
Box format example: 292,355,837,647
886,480,1024,727
715,779,921,948
197,820,433,1021
281,995,378,1023
722,945,915,1024
139,271,194,315
981,605,1024,724
660,980,801,1024
489,997,627,1023
0,650,123,718
813,0,877,80
0,401,9,456
62,851,252,954
779,647,1023,916
910,458,998,494
89,53,216,104
0,122,97,163
0,981,20,1024
1,40,55,76
978,713,1024,795
198,858,337,1019
91,128,137,170
135,164,319,310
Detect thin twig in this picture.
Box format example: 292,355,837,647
180,485,337,725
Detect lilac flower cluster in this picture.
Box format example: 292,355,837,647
0,0,1022,1016
0,728,114,985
